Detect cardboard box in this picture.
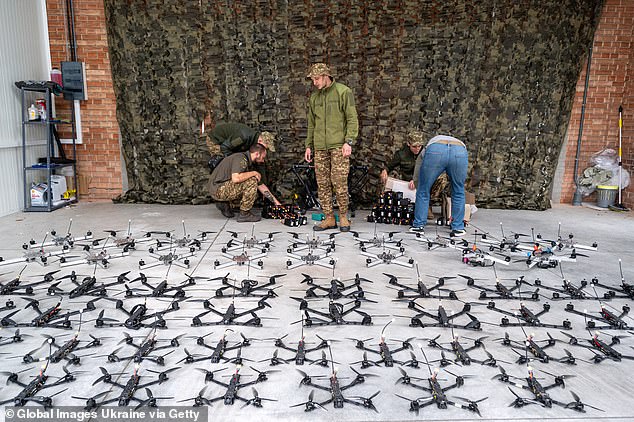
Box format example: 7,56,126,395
385,177,416,202
446,191,477,223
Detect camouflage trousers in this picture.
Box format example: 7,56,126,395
212,177,258,212
314,149,349,216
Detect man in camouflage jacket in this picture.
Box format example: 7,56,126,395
304,63,359,232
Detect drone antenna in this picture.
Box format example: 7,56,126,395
419,344,433,377
415,263,421,282
530,227,535,243
40,233,49,251
66,218,73,236
381,319,393,340
492,263,499,283
92,262,98,277
42,338,54,374
127,219,132,237
327,341,336,375
557,222,562,240
182,220,186,237
619,259,625,283
499,222,505,239
301,312,304,340
18,265,28,278
77,309,84,335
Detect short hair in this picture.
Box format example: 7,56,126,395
249,143,266,154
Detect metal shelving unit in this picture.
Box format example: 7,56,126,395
20,84,78,212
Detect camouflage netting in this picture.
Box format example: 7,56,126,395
105,0,603,210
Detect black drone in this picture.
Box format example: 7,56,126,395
498,329,580,365
348,320,418,368
560,330,634,363
1,296,97,330
395,348,485,416
298,269,375,302
73,364,178,410
589,260,634,300
425,330,499,367
181,364,277,407
261,322,332,366
206,272,284,299
118,270,203,299
104,329,182,366
179,329,252,365
293,298,372,327
191,297,272,327
493,365,601,412
565,302,630,330
95,298,180,330
486,300,572,330
21,314,106,365
403,300,482,331
0,266,52,296
460,270,539,301
292,353,380,412
0,358,81,408
386,266,461,301
47,269,127,299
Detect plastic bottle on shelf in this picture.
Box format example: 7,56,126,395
28,104,38,121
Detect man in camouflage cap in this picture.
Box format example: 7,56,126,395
207,121,276,156
209,143,280,222
380,131,425,190
304,63,359,232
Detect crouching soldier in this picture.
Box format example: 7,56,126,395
209,144,280,222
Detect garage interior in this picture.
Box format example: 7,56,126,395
0,1,633,421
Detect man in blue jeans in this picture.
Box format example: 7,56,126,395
410,134,468,237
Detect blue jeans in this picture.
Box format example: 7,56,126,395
412,143,468,230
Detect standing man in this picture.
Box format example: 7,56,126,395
209,144,280,222
410,134,468,237
304,63,359,232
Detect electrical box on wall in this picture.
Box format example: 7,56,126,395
61,61,87,100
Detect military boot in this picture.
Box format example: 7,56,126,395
237,210,261,223
313,215,337,231
339,215,351,232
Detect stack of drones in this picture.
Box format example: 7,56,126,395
0,215,632,419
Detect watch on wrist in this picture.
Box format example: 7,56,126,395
345,139,354,146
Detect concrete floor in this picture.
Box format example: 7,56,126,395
0,201,633,422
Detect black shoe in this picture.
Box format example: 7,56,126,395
237,210,261,223
216,202,235,218
450,229,466,237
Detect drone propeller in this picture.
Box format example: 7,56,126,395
176,386,211,406
454,395,488,416
289,390,328,411
1,366,32,383
92,367,125,386
240,387,278,408
134,388,173,410
565,390,604,412
507,386,544,407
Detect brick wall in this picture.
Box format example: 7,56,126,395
560,0,634,207
46,0,121,201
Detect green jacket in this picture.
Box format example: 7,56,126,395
306,80,359,151
386,145,419,180
210,122,260,156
